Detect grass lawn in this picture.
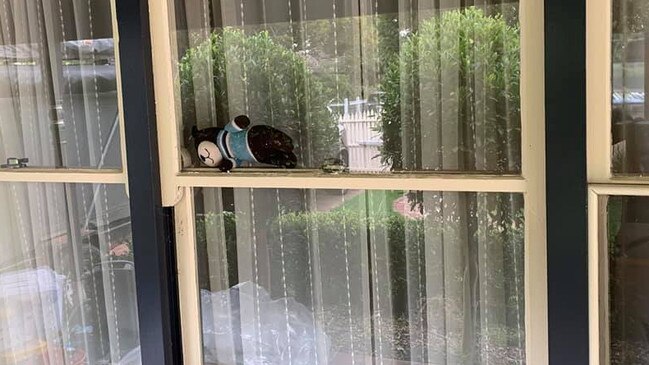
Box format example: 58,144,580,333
336,190,404,214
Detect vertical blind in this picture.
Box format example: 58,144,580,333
195,188,524,364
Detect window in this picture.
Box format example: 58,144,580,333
588,186,649,365
0,183,138,364
195,189,524,363
174,1,522,174
1,0,620,364
588,0,649,364
0,1,140,364
607,195,649,363
150,0,546,364
0,0,122,169
611,0,649,175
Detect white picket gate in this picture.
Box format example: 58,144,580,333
339,111,388,173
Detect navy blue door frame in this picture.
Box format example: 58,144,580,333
114,0,592,364
545,0,589,364
115,1,183,364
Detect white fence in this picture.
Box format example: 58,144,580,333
339,111,388,173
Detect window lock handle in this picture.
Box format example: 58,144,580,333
1,157,29,169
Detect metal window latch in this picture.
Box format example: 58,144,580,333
320,158,349,174
1,157,29,169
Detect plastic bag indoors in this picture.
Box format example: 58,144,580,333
201,282,329,365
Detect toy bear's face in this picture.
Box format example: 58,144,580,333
197,141,222,167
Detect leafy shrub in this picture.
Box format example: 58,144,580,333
379,7,521,172
265,193,524,361
179,29,341,166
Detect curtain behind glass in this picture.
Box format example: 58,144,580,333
196,189,525,364
0,183,140,365
0,0,121,168
395,1,520,172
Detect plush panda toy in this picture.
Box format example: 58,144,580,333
191,115,298,172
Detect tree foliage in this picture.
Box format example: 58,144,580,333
179,29,341,166
379,7,521,172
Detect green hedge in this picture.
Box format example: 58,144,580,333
179,29,341,166
379,7,521,172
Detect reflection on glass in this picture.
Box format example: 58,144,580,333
176,1,521,173
195,188,525,364
611,0,649,174
0,183,140,364
608,196,649,363
0,1,122,168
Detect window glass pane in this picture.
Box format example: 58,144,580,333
611,1,649,174
0,182,140,364
608,196,649,363
174,1,521,174
195,188,525,364
0,1,122,169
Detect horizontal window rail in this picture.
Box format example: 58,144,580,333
590,183,649,196
174,171,526,192
0,169,125,184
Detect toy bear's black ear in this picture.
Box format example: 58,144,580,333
191,126,220,147
191,126,199,141
234,115,251,129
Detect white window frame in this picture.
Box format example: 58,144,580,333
587,0,613,185
587,0,649,363
148,0,548,364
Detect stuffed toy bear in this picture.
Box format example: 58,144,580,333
191,115,298,171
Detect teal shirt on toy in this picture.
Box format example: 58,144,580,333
215,118,257,168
